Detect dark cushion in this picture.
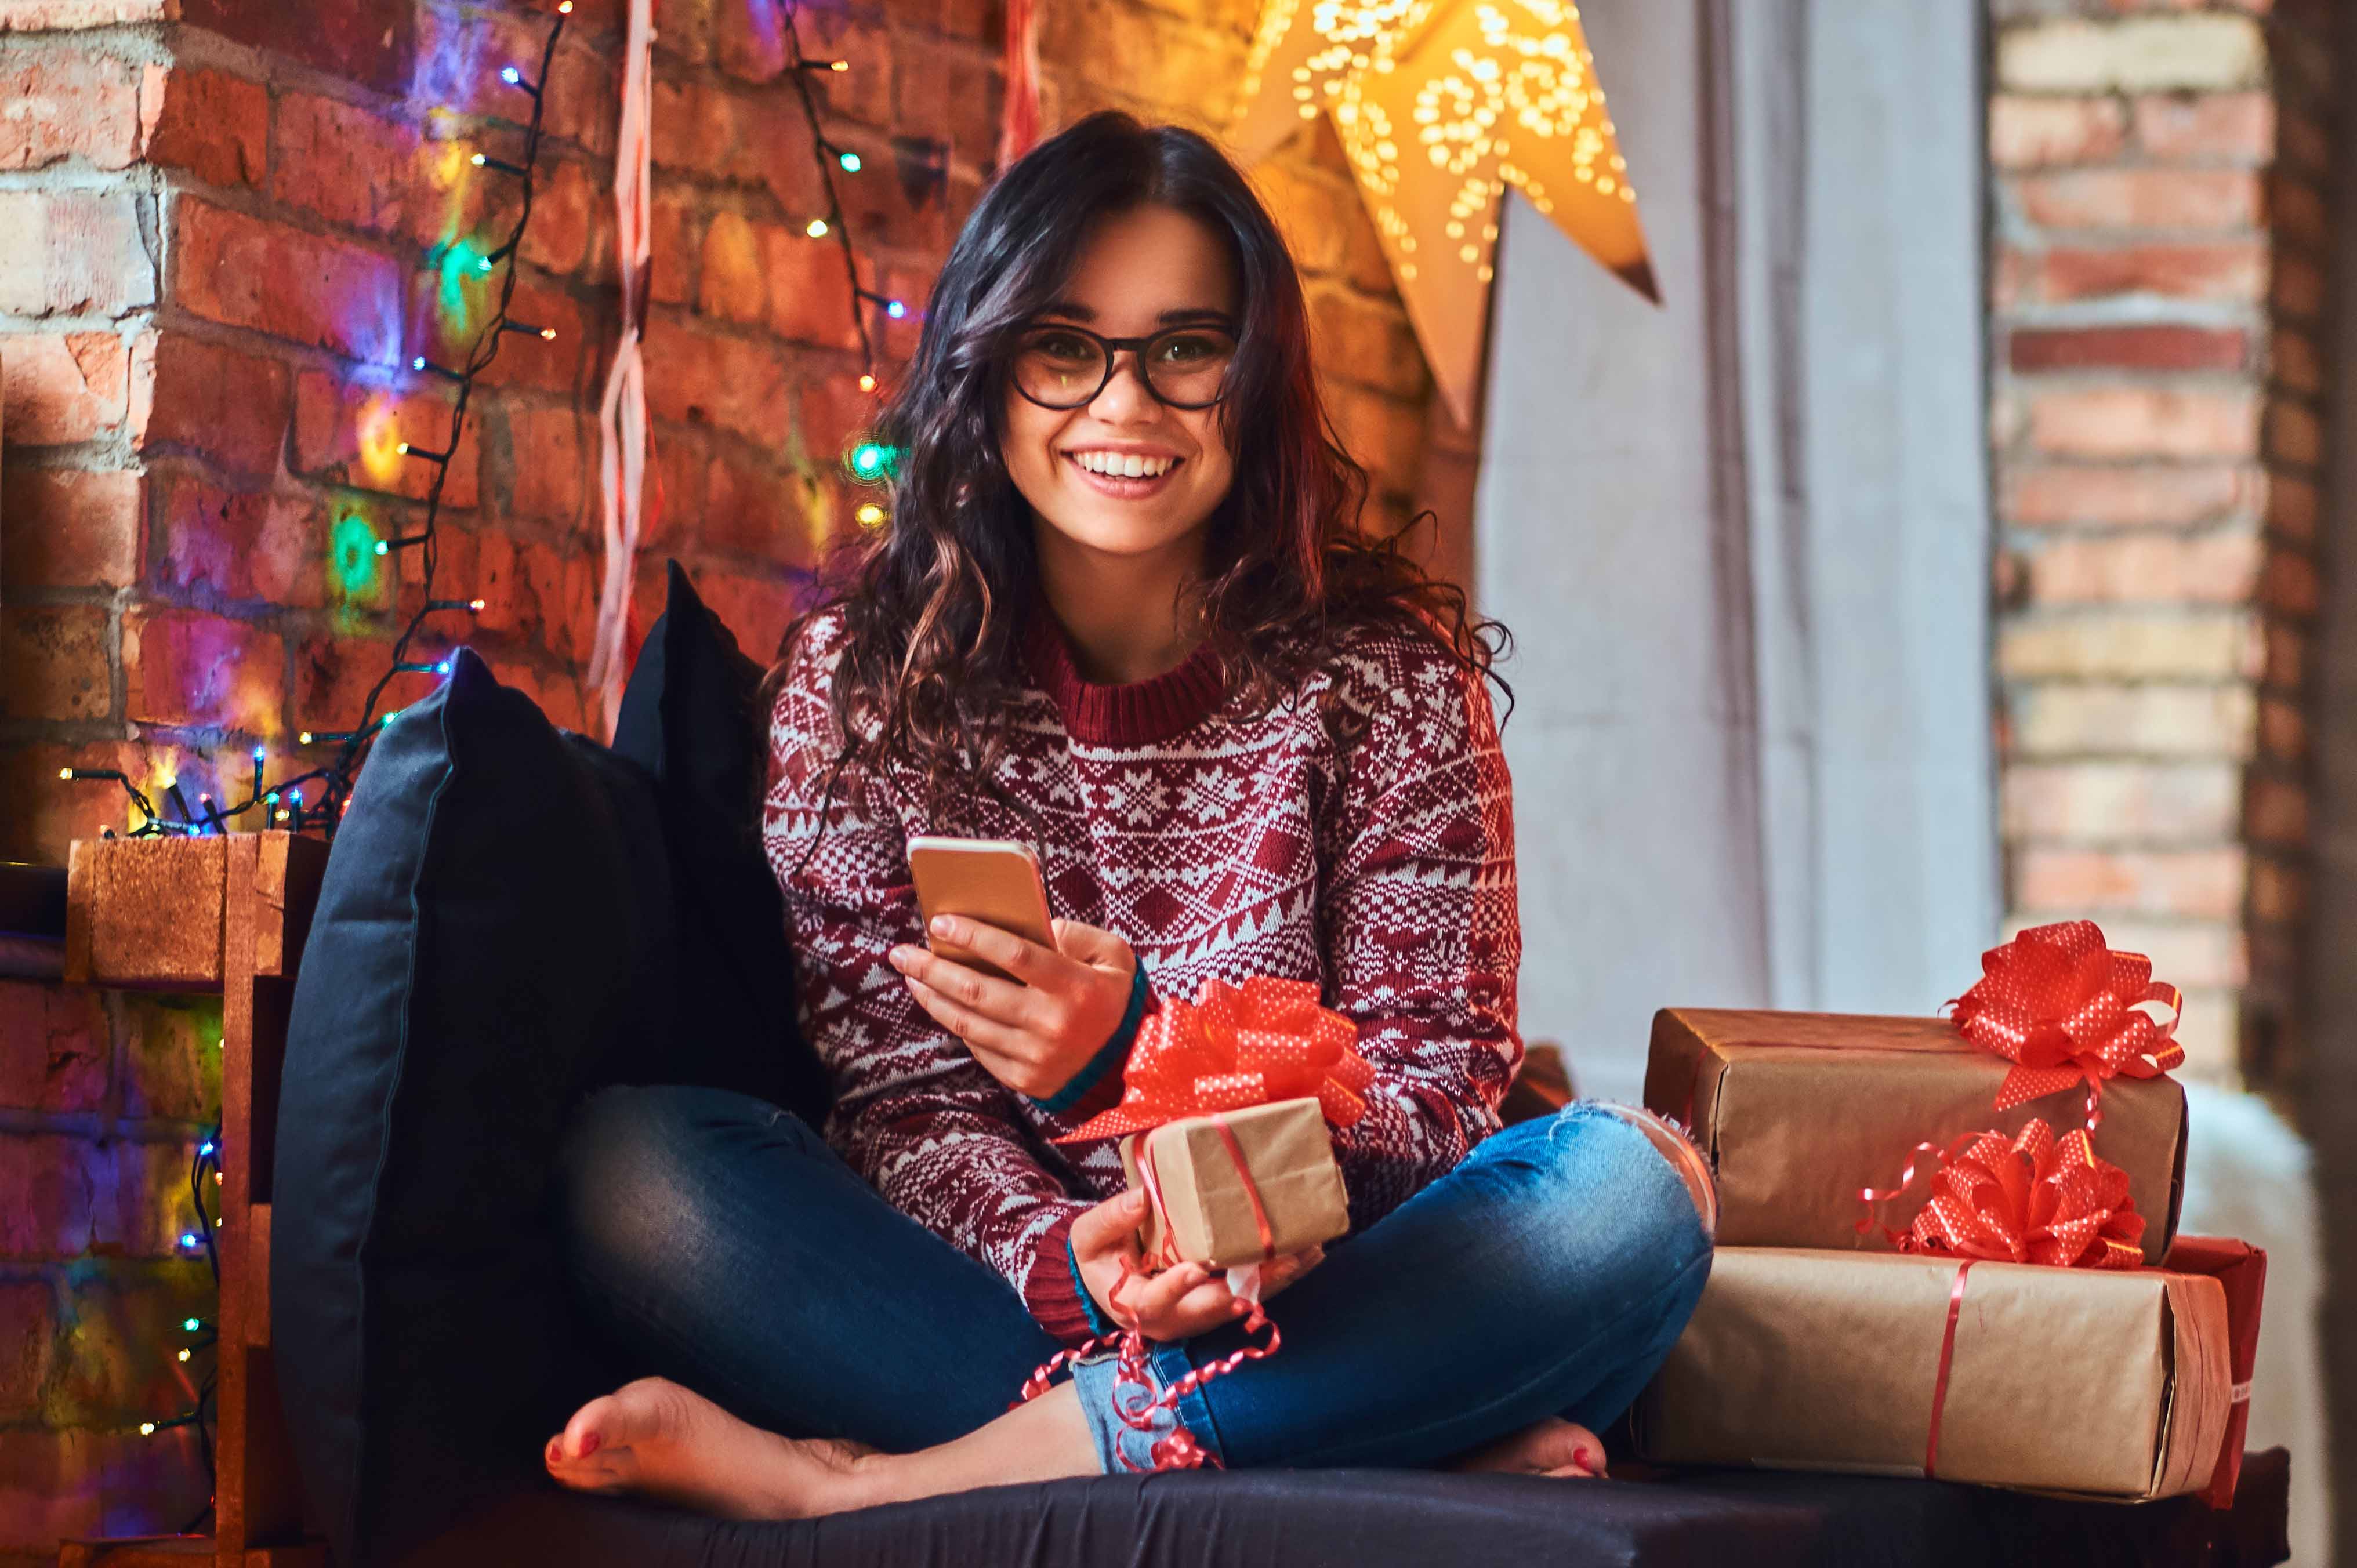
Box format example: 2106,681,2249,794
272,648,678,1568
611,559,831,1129
394,1450,2293,1568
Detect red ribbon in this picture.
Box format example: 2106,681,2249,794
1869,1118,2146,1271
1132,1112,1277,1269
1058,976,1375,1144
1948,919,2184,1130
1924,1260,1975,1479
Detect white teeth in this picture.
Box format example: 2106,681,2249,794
1072,451,1174,478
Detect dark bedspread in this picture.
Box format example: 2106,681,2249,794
396,1448,2289,1567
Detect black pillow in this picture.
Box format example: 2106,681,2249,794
611,559,830,1129
272,649,677,1567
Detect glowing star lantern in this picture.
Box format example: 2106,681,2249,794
1230,0,1658,429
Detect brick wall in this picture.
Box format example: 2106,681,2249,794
1988,0,2334,1091
0,0,1439,1555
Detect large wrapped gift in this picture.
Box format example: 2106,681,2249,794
1061,976,1373,1271
2165,1236,2269,1509
1645,1006,2186,1264
1631,1246,2233,1500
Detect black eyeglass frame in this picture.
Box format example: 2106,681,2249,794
1006,321,1238,411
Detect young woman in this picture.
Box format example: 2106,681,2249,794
545,110,1716,1516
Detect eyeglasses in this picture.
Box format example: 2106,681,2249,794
1009,322,1238,411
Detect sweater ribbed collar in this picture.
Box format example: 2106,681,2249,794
1021,606,1225,747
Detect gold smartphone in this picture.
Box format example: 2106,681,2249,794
907,836,1055,983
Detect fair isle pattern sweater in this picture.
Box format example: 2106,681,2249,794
760,606,1523,1345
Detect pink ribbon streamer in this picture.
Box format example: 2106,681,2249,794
585,0,654,738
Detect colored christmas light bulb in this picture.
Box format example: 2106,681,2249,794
885,300,906,319
858,374,876,392
184,1317,201,1331
501,66,524,85
839,151,862,172
806,218,829,238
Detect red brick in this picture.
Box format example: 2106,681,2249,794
829,141,947,253
2251,857,2304,925
137,332,291,480
171,198,405,362
269,89,425,237
0,467,139,588
153,471,324,609
893,32,993,156
761,223,860,349
2025,387,2258,459
124,608,283,732
651,77,738,175
649,189,699,308
121,994,223,1122
466,278,594,398
504,656,591,732
642,315,790,444
2001,761,2239,843
699,210,767,325
1989,94,2128,167
293,633,408,733
545,35,619,161
2259,545,2320,618
2026,531,2260,605
2272,255,2325,319
2278,104,2328,174
796,368,874,474
718,0,789,81
0,46,140,169
180,0,414,95
0,1279,53,1420
507,404,592,528
2271,329,2323,396
2012,168,2261,231
3,331,132,446
1,604,111,721
2246,775,2307,845
2264,397,2321,468
2008,324,2246,375
2258,695,2305,763
882,263,933,361
2035,241,2267,302
2266,473,2318,542
2270,172,2327,250
745,92,826,216
521,155,596,277
292,369,480,508
2015,846,2244,919
702,452,797,561
690,565,796,667
0,190,154,316
0,1134,102,1258
0,0,169,22
141,62,267,188
2130,91,2273,161
801,13,893,127
0,981,108,1112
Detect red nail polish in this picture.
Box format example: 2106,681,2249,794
579,1431,601,1457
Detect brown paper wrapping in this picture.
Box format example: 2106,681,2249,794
1633,1247,2233,1500
1116,1097,1350,1269
1644,1008,2187,1265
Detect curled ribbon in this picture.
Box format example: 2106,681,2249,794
1058,975,1375,1144
1949,919,2184,1130
1868,1119,2146,1271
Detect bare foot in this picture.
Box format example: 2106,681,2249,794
545,1376,882,1519
1448,1416,1606,1479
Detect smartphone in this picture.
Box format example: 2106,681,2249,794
907,836,1056,983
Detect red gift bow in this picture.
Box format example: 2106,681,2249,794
1949,919,2184,1128
1058,975,1376,1143
1874,1119,2146,1271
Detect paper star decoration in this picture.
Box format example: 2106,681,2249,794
1231,0,1659,429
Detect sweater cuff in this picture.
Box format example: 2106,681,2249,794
1029,961,1150,1117
1024,1211,1101,1346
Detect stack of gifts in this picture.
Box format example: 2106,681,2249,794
1630,920,2268,1505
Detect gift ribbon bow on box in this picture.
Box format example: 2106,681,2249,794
1949,919,2185,1130
1058,975,1377,1143
1860,1119,2146,1478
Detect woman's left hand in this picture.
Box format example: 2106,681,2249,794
888,916,1137,1100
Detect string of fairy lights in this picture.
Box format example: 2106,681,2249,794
63,0,921,846
98,0,932,1513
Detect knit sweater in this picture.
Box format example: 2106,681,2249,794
760,605,1523,1345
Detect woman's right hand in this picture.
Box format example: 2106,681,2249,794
1068,1189,1324,1342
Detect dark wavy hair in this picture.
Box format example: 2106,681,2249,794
758,109,1509,818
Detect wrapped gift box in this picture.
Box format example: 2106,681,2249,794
2165,1236,2268,1509
1645,1008,2187,1265
1631,1247,2232,1500
1116,1096,1350,1270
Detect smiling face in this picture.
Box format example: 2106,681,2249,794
998,202,1242,570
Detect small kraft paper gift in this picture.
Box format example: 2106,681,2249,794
1633,1123,2233,1499
1645,920,2189,1265
1060,977,1372,1273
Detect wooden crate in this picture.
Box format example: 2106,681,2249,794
61,833,332,1568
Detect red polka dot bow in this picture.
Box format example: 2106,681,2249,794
1058,976,1377,1142
1898,1119,2146,1271
1950,919,2185,1126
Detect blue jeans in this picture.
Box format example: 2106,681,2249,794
556,1087,1713,1472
